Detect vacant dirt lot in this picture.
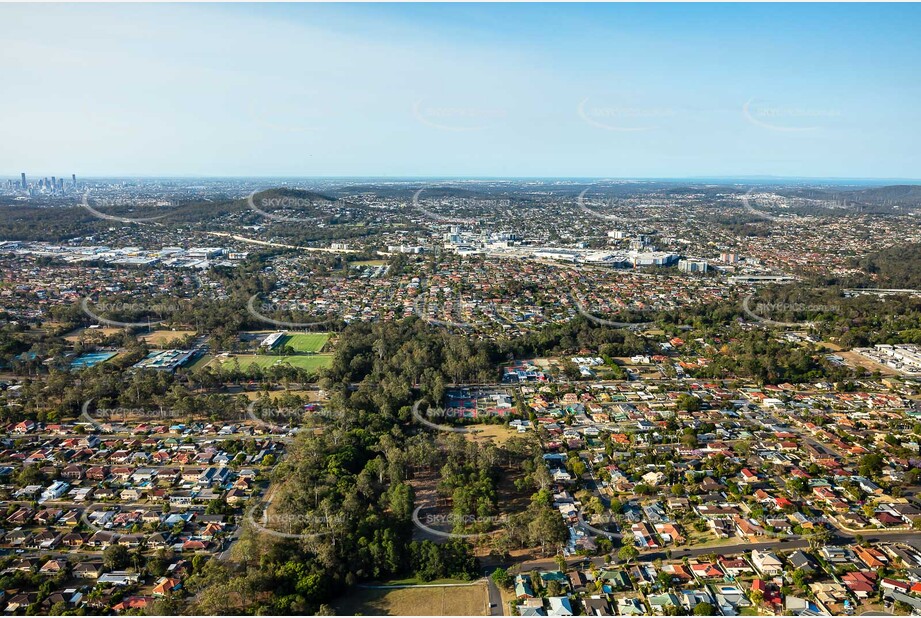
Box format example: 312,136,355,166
140,329,197,345
464,423,520,446
335,583,487,616
837,350,902,376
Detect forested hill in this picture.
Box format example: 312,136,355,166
853,243,921,289
849,184,921,206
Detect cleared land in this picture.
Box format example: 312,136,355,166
464,423,521,446
837,349,903,376
140,329,197,345
335,583,487,616
240,389,325,402
279,332,330,353
206,353,333,373
352,259,388,266
63,327,122,341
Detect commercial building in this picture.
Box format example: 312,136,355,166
261,332,287,350
678,259,709,273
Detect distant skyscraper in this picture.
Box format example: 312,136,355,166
72,173,77,187
20,173,26,189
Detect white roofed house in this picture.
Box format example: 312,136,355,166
98,571,141,586
40,480,70,503
548,596,574,616
552,468,573,483
751,549,783,576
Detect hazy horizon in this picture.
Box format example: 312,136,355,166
3,174,920,186
2,3,920,178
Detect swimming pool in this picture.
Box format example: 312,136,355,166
71,351,117,369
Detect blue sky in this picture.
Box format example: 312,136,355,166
1,3,919,179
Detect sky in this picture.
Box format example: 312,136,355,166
1,3,919,179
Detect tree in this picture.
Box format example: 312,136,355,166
528,506,569,555
15,465,46,488
618,545,639,563
103,544,130,571
858,453,884,479
693,602,715,615
490,567,511,590
657,570,674,590
147,556,168,578
806,525,831,551
555,555,567,572
530,570,542,593
192,553,209,573
205,498,231,516
676,393,701,412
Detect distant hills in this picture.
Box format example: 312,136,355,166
847,184,921,206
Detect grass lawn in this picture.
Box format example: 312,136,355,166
241,389,324,401
208,353,333,373
279,332,330,353
187,354,213,370
335,583,487,616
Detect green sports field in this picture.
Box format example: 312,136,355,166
207,353,333,373
279,332,330,353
